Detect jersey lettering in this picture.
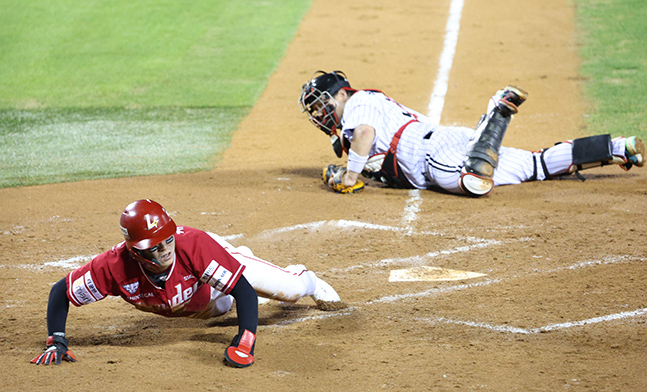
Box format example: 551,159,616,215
170,282,199,309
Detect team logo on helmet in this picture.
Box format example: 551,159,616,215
145,214,159,230
119,199,177,265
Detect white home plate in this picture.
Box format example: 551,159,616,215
389,266,486,282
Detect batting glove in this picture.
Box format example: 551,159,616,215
224,330,255,368
31,335,77,365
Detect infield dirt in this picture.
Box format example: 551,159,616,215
2,0,646,390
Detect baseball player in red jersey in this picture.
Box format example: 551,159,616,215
299,71,645,196
31,199,342,368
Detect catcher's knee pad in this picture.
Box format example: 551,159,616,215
463,109,512,179
459,169,494,197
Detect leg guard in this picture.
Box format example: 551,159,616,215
460,108,511,196
571,134,613,171
459,86,528,196
538,134,624,181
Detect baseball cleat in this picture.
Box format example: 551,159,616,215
496,85,528,116
625,136,644,167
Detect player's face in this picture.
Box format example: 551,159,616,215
140,235,176,272
331,90,348,118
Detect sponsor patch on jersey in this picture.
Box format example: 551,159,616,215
200,260,233,292
71,271,104,305
122,281,140,295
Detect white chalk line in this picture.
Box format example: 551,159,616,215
2,254,95,271
330,237,503,273
402,190,423,235
423,307,647,335
254,219,444,239
369,254,644,305
371,279,500,304
8,218,493,272
369,255,646,333
427,0,465,125
400,0,465,229
274,306,356,326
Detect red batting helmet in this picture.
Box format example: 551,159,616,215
119,199,177,251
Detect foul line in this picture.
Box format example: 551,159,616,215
402,190,423,235
402,0,465,226
427,0,464,124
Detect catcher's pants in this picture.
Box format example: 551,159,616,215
422,126,629,194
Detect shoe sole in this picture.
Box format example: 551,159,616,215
503,85,529,105
498,86,529,115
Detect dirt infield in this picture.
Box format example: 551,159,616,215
2,0,646,390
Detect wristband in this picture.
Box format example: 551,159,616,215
347,149,369,174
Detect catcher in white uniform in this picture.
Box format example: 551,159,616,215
299,70,645,196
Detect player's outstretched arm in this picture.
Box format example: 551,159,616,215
223,275,258,368
31,278,77,365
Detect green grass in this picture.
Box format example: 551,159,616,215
2,1,644,188
0,0,310,188
0,107,248,187
576,0,647,139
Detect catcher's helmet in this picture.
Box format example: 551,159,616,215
299,70,351,137
119,199,177,266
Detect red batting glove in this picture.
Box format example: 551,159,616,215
31,335,77,365
224,330,255,368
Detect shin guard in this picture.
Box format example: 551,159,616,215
460,108,511,196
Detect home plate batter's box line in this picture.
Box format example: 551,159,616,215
418,307,647,334
267,258,647,328
369,254,645,305
329,238,506,273
252,219,446,239
365,255,647,333
273,306,357,326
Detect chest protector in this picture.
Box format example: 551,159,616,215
360,119,417,189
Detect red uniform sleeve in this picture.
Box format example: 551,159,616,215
178,228,245,295
66,244,127,306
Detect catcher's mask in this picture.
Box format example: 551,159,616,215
119,199,177,268
299,70,351,137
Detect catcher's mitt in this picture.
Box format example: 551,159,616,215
322,164,364,194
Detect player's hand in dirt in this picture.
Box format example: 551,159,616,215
30,335,77,365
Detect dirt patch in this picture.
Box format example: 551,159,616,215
2,0,646,390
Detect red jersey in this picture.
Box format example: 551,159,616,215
66,226,245,317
